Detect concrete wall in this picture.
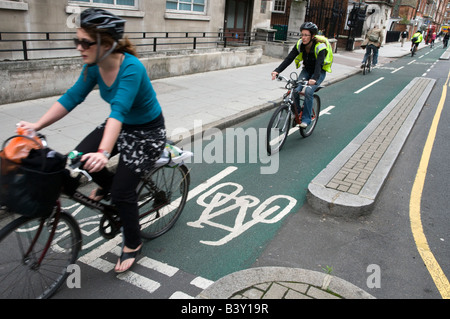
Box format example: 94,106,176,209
1,0,273,60
0,0,229,60
259,38,338,59
0,46,263,105
0,0,227,34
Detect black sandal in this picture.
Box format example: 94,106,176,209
114,245,142,274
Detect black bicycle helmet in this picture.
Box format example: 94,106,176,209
300,22,318,36
79,8,126,40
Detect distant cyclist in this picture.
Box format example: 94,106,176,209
411,31,423,53
361,25,383,68
430,31,436,47
271,22,332,128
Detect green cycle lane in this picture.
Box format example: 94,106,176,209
69,44,446,282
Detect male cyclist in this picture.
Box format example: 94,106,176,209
411,30,423,52
271,22,332,128
361,25,383,68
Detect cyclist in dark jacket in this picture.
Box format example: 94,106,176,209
271,22,330,128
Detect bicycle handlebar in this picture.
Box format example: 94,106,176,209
276,75,310,86
67,152,93,182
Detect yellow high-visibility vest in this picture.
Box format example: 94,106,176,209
294,35,333,73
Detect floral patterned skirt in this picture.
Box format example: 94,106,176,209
96,119,166,174
117,126,166,174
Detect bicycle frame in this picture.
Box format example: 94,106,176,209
0,132,193,299
278,75,322,124
283,86,301,124
363,45,376,75
266,73,323,155
22,201,62,269
2,160,182,270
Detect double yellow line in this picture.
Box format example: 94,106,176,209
410,71,450,299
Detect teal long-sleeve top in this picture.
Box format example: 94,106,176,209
58,52,162,125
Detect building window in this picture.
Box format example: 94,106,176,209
273,0,286,13
0,0,29,10
261,0,268,14
166,0,206,14
70,0,137,9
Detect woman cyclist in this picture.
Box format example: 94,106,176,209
271,22,332,128
18,8,166,273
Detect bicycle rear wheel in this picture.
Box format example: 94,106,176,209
363,54,372,75
0,211,81,299
300,95,321,138
363,60,368,75
266,104,291,155
138,164,190,239
411,44,416,57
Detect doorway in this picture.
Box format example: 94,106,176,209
224,0,253,42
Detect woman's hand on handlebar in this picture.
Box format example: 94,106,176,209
17,121,40,132
271,71,279,80
81,152,108,173
307,79,317,86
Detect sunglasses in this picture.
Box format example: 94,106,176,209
73,38,97,50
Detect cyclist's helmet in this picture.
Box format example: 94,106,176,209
79,8,126,41
300,22,318,36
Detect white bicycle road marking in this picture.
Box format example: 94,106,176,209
68,165,296,296
187,182,297,246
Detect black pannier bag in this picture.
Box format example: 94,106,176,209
0,135,67,218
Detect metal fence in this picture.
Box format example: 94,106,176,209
0,31,260,61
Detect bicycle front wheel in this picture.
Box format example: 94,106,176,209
266,104,291,155
300,95,321,138
0,211,82,299
138,164,190,239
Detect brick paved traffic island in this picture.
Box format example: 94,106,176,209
307,77,435,218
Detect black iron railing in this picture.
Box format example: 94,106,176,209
0,31,261,61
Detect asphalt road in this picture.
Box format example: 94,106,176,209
254,45,450,299
53,44,450,299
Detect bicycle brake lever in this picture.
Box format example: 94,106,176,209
72,167,93,182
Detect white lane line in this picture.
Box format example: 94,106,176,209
138,256,179,277
391,66,404,74
116,271,161,293
354,77,384,94
319,105,336,116
191,276,214,289
284,105,335,137
187,166,238,200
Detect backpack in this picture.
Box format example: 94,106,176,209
369,33,379,42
